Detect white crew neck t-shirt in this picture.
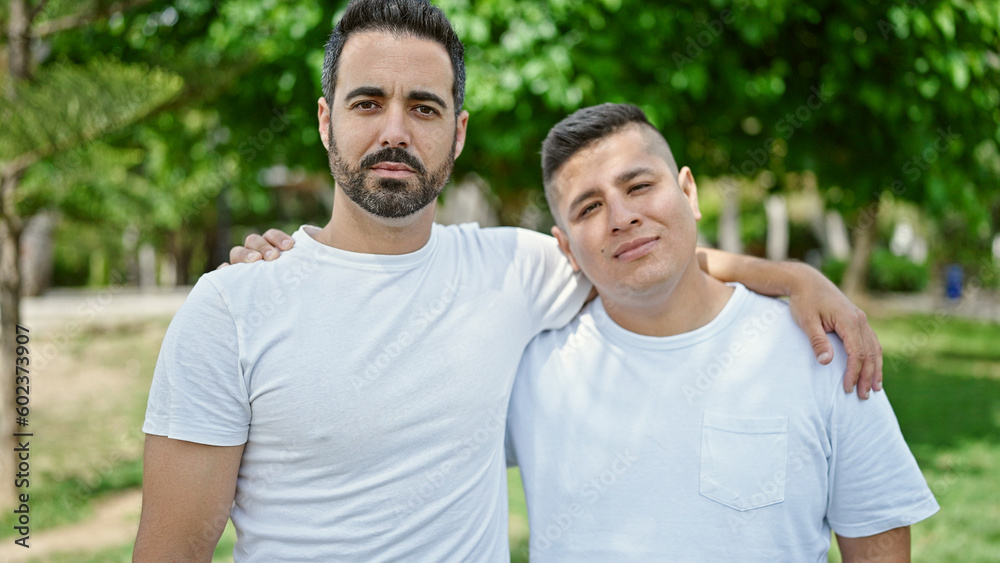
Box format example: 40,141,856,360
507,284,938,562
143,223,590,562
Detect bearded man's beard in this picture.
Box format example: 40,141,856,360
329,134,456,219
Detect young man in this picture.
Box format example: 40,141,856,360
504,104,938,561
137,1,882,560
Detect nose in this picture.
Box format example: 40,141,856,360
608,197,642,234
379,105,410,148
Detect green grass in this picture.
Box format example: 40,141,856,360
15,312,1000,561
866,314,1000,562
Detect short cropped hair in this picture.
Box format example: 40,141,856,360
321,0,466,114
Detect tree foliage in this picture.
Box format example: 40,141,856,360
16,0,1000,281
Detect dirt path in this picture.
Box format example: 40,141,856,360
0,489,142,562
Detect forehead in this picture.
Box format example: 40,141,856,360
337,31,454,102
554,127,667,195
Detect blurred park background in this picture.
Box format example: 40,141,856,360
0,0,998,560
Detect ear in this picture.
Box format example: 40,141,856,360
318,97,332,151
452,110,470,160
677,166,702,221
551,225,582,272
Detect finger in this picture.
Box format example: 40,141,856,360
217,262,230,270
263,228,295,250
805,320,834,366
243,233,279,260
229,246,262,264
854,311,874,400
836,315,865,394
871,330,884,391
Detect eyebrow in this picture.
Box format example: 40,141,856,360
567,188,601,216
614,166,656,186
408,90,448,109
343,86,448,110
344,86,385,101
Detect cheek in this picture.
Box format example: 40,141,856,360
573,229,608,266
334,116,375,150
421,123,456,159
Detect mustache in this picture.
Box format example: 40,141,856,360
359,147,426,175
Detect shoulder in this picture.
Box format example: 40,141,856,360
518,306,597,380
734,287,849,391
434,224,566,279
436,223,557,253
175,261,304,337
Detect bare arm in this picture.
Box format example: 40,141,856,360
696,247,883,399
836,526,910,563
133,435,245,562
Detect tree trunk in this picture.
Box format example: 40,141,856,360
718,179,743,254
842,199,879,299
168,230,193,285
21,211,58,296
1,0,33,511
824,211,851,261
0,170,25,510
765,194,788,261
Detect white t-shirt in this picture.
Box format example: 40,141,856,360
507,283,939,562
143,223,590,562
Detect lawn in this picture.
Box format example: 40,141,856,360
4,310,998,561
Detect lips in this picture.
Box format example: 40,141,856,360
371,162,415,173
613,236,659,261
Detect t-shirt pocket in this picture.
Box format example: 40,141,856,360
699,412,788,511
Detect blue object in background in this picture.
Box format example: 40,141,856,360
945,264,963,300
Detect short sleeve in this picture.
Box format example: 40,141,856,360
826,381,940,537
513,228,592,332
142,276,251,446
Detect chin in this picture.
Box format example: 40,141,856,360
360,200,437,226
613,268,675,298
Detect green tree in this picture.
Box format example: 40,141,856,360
0,0,182,507
440,0,999,292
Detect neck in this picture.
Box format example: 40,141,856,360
601,258,734,337
313,186,436,255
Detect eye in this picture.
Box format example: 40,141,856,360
579,202,600,218
352,101,379,111
414,105,440,117
628,183,651,193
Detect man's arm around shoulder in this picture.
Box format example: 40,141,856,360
133,435,245,562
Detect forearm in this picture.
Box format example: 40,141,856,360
836,527,910,563
696,247,815,297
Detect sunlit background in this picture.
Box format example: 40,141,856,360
1,0,998,561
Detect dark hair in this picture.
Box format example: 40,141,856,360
321,0,466,114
